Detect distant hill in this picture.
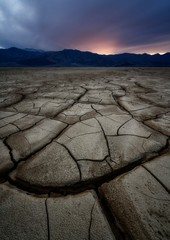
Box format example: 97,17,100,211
0,47,170,67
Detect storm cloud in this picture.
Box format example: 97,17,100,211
0,0,170,54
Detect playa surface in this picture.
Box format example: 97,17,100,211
0,67,170,240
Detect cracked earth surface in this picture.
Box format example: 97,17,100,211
0,68,170,240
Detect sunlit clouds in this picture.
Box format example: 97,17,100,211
0,0,169,54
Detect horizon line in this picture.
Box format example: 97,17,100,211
0,46,169,56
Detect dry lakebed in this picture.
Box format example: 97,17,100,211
0,67,170,240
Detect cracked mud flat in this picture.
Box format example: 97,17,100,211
0,67,170,240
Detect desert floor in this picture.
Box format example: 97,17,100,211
0,67,170,240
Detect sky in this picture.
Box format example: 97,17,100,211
0,0,170,54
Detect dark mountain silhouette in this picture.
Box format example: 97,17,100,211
0,47,170,67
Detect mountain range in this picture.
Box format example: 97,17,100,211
0,47,170,67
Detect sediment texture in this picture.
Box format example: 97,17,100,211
0,67,170,240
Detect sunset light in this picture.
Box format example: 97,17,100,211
0,1,170,239
0,0,169,54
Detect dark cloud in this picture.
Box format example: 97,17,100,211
0,0,170,53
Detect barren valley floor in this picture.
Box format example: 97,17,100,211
0,67,170,240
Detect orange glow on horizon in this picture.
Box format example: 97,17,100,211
77,40,117,55
83,46,169,55
84,48,168,55
90,47,114,55
149,52,166,55
82,40,170,55
90,48,165,55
